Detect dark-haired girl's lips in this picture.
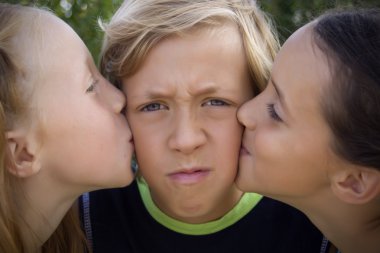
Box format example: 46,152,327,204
240,145,250,156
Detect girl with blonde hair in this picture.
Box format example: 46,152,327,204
0,4,134,252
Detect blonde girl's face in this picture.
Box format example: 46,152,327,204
28,14,134,193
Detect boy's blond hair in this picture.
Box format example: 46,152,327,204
100,0,279,93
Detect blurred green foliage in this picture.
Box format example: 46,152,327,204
3,0,380,60
2,0,123,62
260,0,380,42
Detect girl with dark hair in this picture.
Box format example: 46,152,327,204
237,8,380,253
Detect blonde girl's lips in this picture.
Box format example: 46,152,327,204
168,168,210,185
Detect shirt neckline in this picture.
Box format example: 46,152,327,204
137,177,263,235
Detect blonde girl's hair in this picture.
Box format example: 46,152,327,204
100,0,279,93
0,3,88,253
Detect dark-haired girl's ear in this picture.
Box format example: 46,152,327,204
331,166,380,204
5,129,41,178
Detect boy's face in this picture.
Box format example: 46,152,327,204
122,23,253,223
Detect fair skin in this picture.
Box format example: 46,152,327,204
236,24,335,204
6,12,134,251
122,23,253,223
236,24,380,253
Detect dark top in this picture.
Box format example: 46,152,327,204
80,180,324,253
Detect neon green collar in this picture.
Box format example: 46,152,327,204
137,177,262,235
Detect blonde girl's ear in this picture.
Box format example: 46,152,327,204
5,129,41,178
331,166,380,205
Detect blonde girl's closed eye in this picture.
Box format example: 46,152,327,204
86,78,99,93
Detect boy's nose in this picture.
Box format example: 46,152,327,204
168,113,207,154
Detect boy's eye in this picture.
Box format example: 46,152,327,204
141,103,168,112
202,99,229,107
266,103,282,122
86,79,99,93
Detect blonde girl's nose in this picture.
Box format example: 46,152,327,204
104,80,126,114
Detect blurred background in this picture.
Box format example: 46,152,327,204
3,0,380,62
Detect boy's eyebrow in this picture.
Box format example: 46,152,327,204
145,83,219,98
189,83,218,96
144,89,173,99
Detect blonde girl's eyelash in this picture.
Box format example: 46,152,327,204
86,79,99,93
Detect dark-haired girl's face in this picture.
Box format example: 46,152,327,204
235,25,346,204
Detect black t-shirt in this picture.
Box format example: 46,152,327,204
80,180,323,253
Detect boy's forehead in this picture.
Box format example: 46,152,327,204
186,20,239,35
132,21,243,73
121,21,251,101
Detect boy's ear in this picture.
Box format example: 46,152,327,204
5,129,41,178
331,166,380,204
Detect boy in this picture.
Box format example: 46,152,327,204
81,1,323,252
